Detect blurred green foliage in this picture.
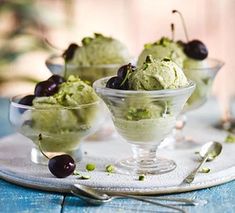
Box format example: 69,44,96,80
0,0,49,69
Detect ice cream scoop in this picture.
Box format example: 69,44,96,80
137,37,186,68
70,33,130,66
10,75,105,164
32,75,100,134
94,56,195,174
130,55,188,90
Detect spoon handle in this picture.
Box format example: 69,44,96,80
121,194,186,213
145,197,201,206
183,154,209,184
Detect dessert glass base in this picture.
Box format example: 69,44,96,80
116,145,176,174
9,95,105,165
46,55,123,141
160,133,201,150
160,114,201,149
163,58,224,149
31,147,83,165
94,77,195,175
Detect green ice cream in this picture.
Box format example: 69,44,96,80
112,96,175,142
183,58,211,109
72,33,130,66
184,58,208,70
137,37,186,68
33,75,98,107
65,33,130,83
105,56,189,143
130,56,188,90
22,75,101,152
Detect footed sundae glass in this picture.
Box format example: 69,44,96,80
46,54,121,85
9,95,105,164
166,58,224,149
94,77,195,175
45,54,123,140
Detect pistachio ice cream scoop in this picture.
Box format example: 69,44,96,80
71,33,130,66
32,75,100,133
137,37,186,68
131,56,188,90
94,57,195,174
9,75,105,164
46,33,131,84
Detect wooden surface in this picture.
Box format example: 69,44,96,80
0,97,235,213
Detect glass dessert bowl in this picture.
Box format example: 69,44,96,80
94,77,195,175
166,58,224,149
46,55,123,140
183,58,224,111
46,54,122,84
46,34,132,141
9,95,105,165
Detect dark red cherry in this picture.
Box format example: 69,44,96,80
106,76,122,89
48,154,76,178
34,80,58,97
48,75,65,85
184,40,208,60
106,76,128,90
117,63,136,79
62,43,79,62
18,95,35,113
19,95,35,106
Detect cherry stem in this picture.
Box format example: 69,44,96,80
38,134,50,160
171,23,175,41
120,63,131,87
64,61,68,79
172,10,189,42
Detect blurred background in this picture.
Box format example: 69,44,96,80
0,0,234,118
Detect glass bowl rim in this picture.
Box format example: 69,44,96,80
93,77,196,98
45,54,131,69
10,94,102,110
183,58,224,71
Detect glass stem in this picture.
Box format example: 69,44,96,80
132,144,158,165
174,114,187,142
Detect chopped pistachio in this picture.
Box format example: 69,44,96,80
225,133,235,143
80,175,91,180
138,174,145,181
77,85,85,91
208,150,218,159
84,81,91,86
86,163,96,171
202,78,210,85
143,63,149,70
82,37,93,46
94,33,103,38
144,43,152,49
126,108,151,121
106,164,115,173
73,170,81,176
200,167,210,173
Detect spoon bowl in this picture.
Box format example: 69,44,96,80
71,190,110,205
199,141,222,161
183,141,222,184
72,184,206,209
73,184,108,200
